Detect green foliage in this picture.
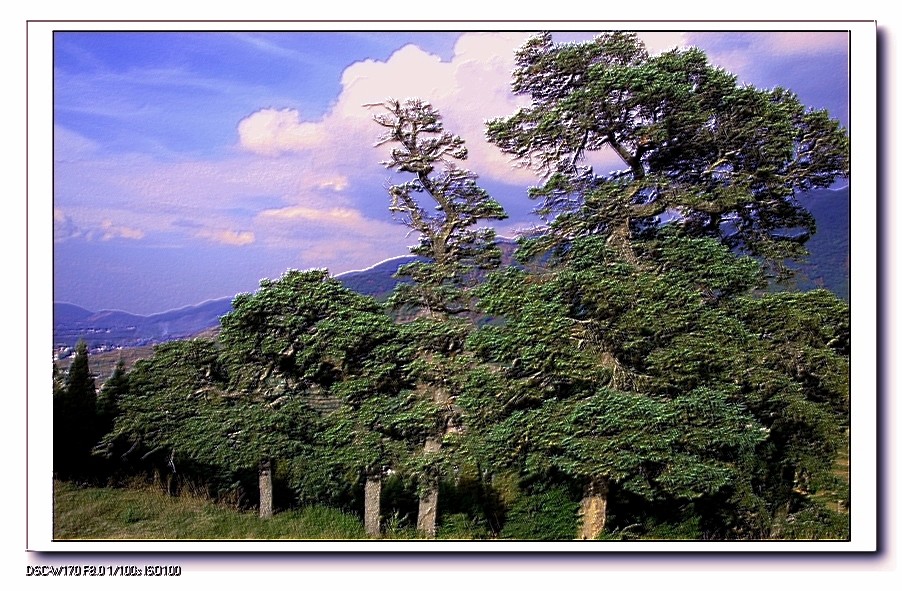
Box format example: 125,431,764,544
466,236,766,508
371,98,512,535
500,485,579,540
602,515,703,541
437,512,491,540
96,360,128,436
775,500,850,540
100,269,419,519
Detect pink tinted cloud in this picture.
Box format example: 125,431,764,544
196,228,256,246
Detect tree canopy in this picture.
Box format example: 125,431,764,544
372,98,508,316
486,32,850,268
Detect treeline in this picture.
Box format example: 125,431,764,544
53,32,851,540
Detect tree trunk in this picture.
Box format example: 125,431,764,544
259,458,273,519
416,436,441,538
607,218,637,265
579,476,609,540
364,472,382,537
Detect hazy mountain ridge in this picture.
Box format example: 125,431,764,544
53,298,235,351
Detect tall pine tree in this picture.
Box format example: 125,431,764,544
371,98,507,537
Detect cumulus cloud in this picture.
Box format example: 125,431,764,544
235,32,538,185
237,108,323,156
340,33,537,182
233,31,698,186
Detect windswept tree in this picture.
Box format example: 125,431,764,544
371,98,507,537
476,32,851,538
219,269,410,528
101,271,410,527
486,32,850,271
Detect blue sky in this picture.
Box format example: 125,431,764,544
52,29,850,315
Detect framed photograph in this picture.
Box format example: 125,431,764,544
26,19,877,563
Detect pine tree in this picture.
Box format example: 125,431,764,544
371,98,507,537
53,340,98,481
219,269,409,525
486,32,849,272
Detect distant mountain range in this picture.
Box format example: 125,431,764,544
52,253,429,351
53,188,851,352
53,299,235,352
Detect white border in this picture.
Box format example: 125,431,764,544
27,20,878,554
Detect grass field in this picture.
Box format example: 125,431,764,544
53,480,371,540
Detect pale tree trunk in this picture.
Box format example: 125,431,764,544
364,471,382,537
416,436,441,538
607,218,638,265
579,476,609,540
259,458,273,519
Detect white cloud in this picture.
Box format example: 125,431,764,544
235,32,538,185
316,176,349,191
237,108,323,156
258,205,361,224
638,32,689,55
196,228,255,246
256,202,404,239
232,31,697,187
